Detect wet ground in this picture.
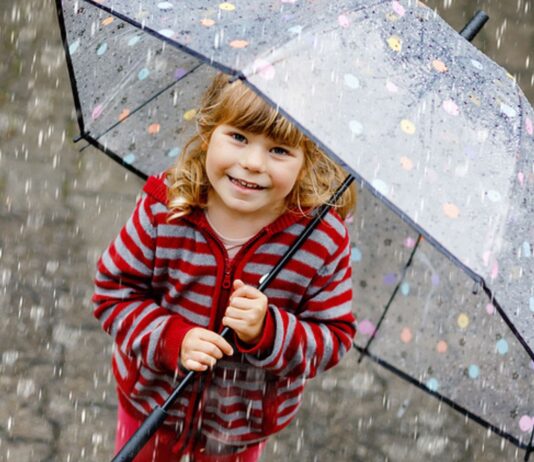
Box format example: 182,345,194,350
1,1,533,461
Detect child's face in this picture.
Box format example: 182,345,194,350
205,124,305,219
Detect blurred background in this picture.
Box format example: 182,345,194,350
0,0,533,460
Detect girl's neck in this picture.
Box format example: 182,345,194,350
205,202,284,240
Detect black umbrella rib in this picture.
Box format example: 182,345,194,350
357,234,423,363
87,63,204,144
355,345,532,452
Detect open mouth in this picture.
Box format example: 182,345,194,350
228,175,265,190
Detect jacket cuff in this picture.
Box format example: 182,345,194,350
155,317,196,373
235,307,275,355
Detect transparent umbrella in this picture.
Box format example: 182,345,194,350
55,0,534,460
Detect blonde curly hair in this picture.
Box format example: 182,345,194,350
167,73,356,220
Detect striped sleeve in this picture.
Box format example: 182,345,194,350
92,193,190,374
243,221,356,379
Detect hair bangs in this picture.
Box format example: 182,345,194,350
217,83,305,148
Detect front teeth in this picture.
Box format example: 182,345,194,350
232,177,262,189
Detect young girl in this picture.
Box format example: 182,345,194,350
93,73,357,461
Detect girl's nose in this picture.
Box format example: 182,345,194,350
240,145,267,172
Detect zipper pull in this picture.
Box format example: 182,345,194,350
222,261,232,289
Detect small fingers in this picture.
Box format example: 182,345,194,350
184,358,208,372
199,331,234,356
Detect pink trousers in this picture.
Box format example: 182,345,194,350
114,402,266,462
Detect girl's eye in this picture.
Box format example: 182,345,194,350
231,133,247,143
271,146,290,156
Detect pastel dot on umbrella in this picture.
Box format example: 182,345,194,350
148,123,160,135
167,147,180,158
91,104,103,120
123,153,136,164
442,99,460,116
128,35,141,46
201,18,216,27
158,29,175,39
391,0,405,16
426,378,439,392
138,68,150,80
468,364,480,379
338,14,351,28
496,338,509,355
157,1,173,9
96,42,108,56
457,313,469,329
383,272,397,285
400,156,413,170
400,119,415,134
184,109,197,121
344,74,360,89
350,246,362,262
519,416,534,432
230,39,249,49
253,59,276,80
485,303,495,315
400,281,410,296
526,117,533,135
443,202,459,219
387,36,402,52
102,16,114,26
349,120,363,136
436,340,448,353
529,296,534,313
219,2,236,11
500,103,517,118
471,59,483,70
175,68,187,80
432,59,447,73
372,179,389,196
69,40,80,55
386,80,399,93
358,320,376,336
118,109,130,122
400,327,412,343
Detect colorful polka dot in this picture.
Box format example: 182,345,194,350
457,313,469,329
344,74,360,89
400,281,410,296
349,120,363,135
230,39,249,48
500,103,517,118
118,109,130,122
252,59,276,80
183,109,197,121
400,119,415,135
351,246,362,262
400,156,413,170
158,29,175,38
338,14,351,28
496,338,509,355
69,40,80,54
148,124,160,135
167,147,180,158
468,364,480,379
358,320,376,336
471,59,483,70
383,272,397,285
521,241,531,258
436,340,448,353
426,378,439,392
138,68,150,80
485,303,495,315
157,1,174,9
386,80,399,93
391,0,405,16
400,327,413,343
519,416,534,432
431,273,440,286
487,190,502,202
96,42,108,56
219,2,236,11
288,25,303,35
526,117,533,135
387,36,402,52
91,105,103,121
123,153,136,164
372,179,389,196
443,202,459,219
442,99,459,116
200,18,216,27
128,35,141,46
529,297,534,313
175,68,187,80
102,16,114,26
432,59,447,73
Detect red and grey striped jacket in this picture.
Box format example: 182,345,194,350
93,174,356,446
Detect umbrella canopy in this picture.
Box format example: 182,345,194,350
56,0,534,455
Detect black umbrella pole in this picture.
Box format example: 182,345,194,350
460,10,489,41
111,174,355,462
